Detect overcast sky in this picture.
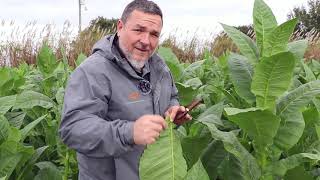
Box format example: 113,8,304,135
1,0,309,41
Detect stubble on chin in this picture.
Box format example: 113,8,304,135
119,41,152,71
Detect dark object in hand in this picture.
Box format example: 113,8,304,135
173,99,203,125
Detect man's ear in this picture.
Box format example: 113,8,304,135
117,20,124,33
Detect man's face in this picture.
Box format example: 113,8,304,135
117,10,162,69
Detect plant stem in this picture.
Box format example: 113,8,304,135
63,150,70,180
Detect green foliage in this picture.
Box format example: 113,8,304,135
253,0,277,56
225,108,281,150
139,117,188,180
37,44,59,77
1,0,320,179
201,141,227,179
228,53,255,104
184,160,209,180
251,52,296,110
158,47,184,82
0,45,74,179
221,23,259,65
288,40,308,59
141,0,320,179
13,91,54,110
0,116,10,144
75,53,87,67
203,122,261,180
263,19,297,57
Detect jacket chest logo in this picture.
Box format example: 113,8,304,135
128,91,140,101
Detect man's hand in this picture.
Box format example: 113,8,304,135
165,105,192,125
133,115,167,145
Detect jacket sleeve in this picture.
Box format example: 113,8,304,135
59,65,135,158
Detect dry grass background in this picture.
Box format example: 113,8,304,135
0,20,319,67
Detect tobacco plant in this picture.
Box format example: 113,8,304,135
139,0,320,179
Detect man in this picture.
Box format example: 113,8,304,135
59,0,191,179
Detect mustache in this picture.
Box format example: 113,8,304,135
135,43,150,51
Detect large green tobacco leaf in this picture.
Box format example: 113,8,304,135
158,47,184,82
184,160,209,180
139,118,187,180
182,60,205,81
0,68,25,97
272,112,305,151
202,122,261,180
75,53,87,67
219,153,247,180
13,91,54,110
288,40,308,60
0,140,34,178
253,0,277,57
7,127,22,142
201,141,227,180
17,146,49,180
0,67,11,86
221,23,259,65
228,53,255,104
302,63,317,82
225,108,280,149
5,112,26,129
252,52,296,110
37,44,58,77
277,80,320,116
267,153,320,177
273,81,320,151
197,102,224,127
181,135,211,169
184,78,202,89
55,87,65,105
264,19,298,57
175,83,197,106
0,95,16,114
34,162,62,180
0,142,22,178
20,115,47,142
284,166,313,180
0,116,10,145
310,60,320,74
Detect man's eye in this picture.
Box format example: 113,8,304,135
133,29,142,32
152,33,159,38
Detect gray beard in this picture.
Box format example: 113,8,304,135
126,55,147,72
118,41,150,72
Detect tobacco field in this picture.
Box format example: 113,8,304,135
1,0,320,179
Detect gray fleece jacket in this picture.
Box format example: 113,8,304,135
59,34,179,180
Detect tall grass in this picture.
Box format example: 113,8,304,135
1,21,320,67
0,20,76,66
0,21,113,67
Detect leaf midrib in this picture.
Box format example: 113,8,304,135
170,123,174,180
262,60,278,108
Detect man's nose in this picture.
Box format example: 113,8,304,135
140,33,150,45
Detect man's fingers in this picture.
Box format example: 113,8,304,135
149,115,167,129
149,123,164,133
180,106,186,112
147,138,156,144
164,111,170,118
170,107,180,120
186,114,192,120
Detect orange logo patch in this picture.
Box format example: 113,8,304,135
128,91,140,101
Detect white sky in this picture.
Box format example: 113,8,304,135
0,0,309,42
